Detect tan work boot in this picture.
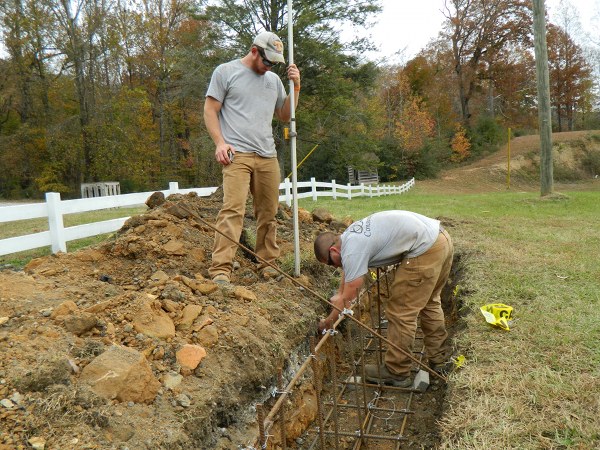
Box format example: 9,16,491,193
364,364,412,387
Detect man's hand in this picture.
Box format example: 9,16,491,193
287,64,300,88
317,294,345,333
215,143,235,166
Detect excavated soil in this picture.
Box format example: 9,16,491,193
0,191,456,449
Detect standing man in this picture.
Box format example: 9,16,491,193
314,210,454,387
204,31,301,284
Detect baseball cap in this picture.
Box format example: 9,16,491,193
252,32,285,64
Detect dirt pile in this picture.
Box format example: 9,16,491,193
0,192,340,449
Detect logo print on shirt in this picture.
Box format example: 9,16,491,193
349,216,372,237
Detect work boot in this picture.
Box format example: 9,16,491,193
212,274,230,285
429,358,455,376
364,364,412,388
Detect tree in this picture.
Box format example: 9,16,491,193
547,24,594,131
442,0,532,126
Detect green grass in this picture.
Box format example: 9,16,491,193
0,206,147,268
300,189,600,449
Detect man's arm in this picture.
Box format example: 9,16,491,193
275,64,301,122
318,275,364,332
204,96,234,165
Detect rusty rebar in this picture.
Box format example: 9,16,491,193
346,320,364,444
257,403,266,449
327,339,340,450
278,369,287,450
310,337,326,450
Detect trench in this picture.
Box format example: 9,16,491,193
245,253,468,450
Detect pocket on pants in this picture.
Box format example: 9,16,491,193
405,266,435,286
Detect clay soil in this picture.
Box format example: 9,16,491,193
0,189,456,450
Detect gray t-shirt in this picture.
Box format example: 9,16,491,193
206,59,287,157
341,210,441,282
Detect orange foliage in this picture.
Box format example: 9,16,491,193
450,123,471,162
394,97,435,152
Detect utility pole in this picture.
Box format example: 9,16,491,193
532,0,554,196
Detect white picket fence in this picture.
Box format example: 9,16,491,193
0,177,415,257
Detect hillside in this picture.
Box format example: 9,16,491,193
420,130,600,194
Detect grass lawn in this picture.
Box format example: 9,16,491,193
300,188,600,449
0,206,147,268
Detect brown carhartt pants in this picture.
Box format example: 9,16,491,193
209,153,280,278
385,228,453,375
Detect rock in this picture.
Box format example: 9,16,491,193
163,373,183,390
176,305,203,331
50,301,79,319
197,325,219,348
80,345,160,404
329,220,348,232
163,240,185,255
62,312,98,336
1,398,15,409
28,436,46,450
189,248,205,262
10,392,23,405
74,249,104,262
312,208,334,223
191,317,213,332
175,393,191,407
150,271,169,283
165,204,190,219
148,219,169,228
234,286,257,302
176,344,207,370
132,301,175,339
145,191,165,208
297,208,313,223
0,317,8,325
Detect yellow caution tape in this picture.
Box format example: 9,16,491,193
480,303,513,331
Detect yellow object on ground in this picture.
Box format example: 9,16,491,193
480,303,513,330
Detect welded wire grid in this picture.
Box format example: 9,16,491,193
253,268,432,450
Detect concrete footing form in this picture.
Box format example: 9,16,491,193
250,268,447,450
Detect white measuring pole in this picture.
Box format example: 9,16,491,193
287,0,301,277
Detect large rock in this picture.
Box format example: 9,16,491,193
176,344,207,370
132,300,175,339
312,208,334,224
80,345,160,404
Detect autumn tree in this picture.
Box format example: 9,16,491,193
442,0,532,126
450,122,471,161
547,25,594,131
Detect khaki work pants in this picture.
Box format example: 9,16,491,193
385,229,454,375
209,153,280,278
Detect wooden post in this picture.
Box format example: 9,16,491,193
532,0,554,196
507,127,511,189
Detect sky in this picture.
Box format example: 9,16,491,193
363,0,599,63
